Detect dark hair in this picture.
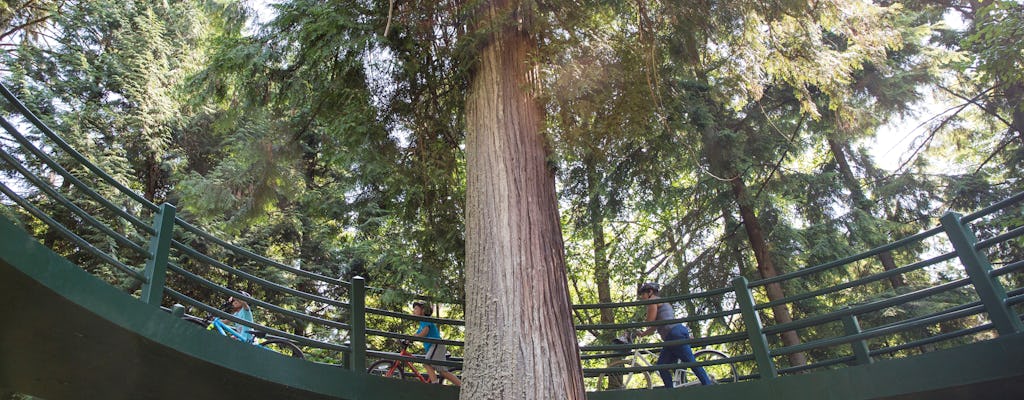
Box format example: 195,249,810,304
412,301,433,317
638,282,660,295
220,290,251,312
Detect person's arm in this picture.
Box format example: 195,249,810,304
414,323,429,338
638,303,658,337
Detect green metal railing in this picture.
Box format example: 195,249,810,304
2,82,1022,392
0,83,463,372
575,197,1023,385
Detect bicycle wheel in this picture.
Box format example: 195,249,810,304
182,316,209,329
259,338,305,359
368,360,407,379
596,359,652,390
679,349,737,385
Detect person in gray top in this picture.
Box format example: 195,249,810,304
635,282,713,388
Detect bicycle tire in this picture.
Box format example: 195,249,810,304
182,316,209,329
678,349,737,385
368,360,407,379
259,338,305,359
596,359,652,390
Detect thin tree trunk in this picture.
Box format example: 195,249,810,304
827,137,906,289
586,160,615,325
461,0,585,398
586,157,620,388
700,119,806,368
729,176,808,368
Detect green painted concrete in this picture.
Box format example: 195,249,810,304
588,332,1024,400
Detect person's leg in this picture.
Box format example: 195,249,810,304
676,325,713,385
655,343,678,388
428,343,459,385
424,345,441,383
440,370,462,386
656,327,689,388
424,364,438,383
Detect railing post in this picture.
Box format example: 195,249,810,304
841,310,872,365
940,212,1023,335
141,203,175,305
733,277,777,379
350,276,367,372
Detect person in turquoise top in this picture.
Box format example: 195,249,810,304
223,291,255,343
412,301,461,386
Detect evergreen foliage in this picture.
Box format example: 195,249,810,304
1,0,1022,392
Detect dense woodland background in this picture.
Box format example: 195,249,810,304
1,0,1023,393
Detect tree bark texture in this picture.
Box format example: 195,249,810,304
461,1,586,398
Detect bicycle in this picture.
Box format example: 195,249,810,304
367,339,461,385
183,314,305,359
595,331,737,390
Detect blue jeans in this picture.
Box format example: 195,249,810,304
658,324,712,388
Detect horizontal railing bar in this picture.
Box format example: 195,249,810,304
579,340,751,363
992,259,1024,279
758,252,954,311
365,350,463,368
1007,291,1023,307
365,307,466,326
869,300,982,332
165,288,350,352
170,240,351,309
749,227,944,288
583,353,752,375
975,225,1024,251
870,324,992,358
576,307,741,331
0,147,150,256
166,263,351,331
172,219,348,287
365,329,464,348
580,332,747,353
961,190,1024,223
777,355,856,375
764,278,972,335
580,351,630,361
0,181,147,282
573,286,734,310
771,303,986,357
0,116,155,234
0,83,160,213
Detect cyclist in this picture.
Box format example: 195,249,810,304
221,290,255,343
635,282,713,388
412,301,462,386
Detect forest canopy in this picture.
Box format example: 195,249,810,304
1,0,1021,350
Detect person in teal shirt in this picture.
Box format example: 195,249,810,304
224,291,255,343
412,301,461,386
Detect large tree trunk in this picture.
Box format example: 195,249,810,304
461,1,586,399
